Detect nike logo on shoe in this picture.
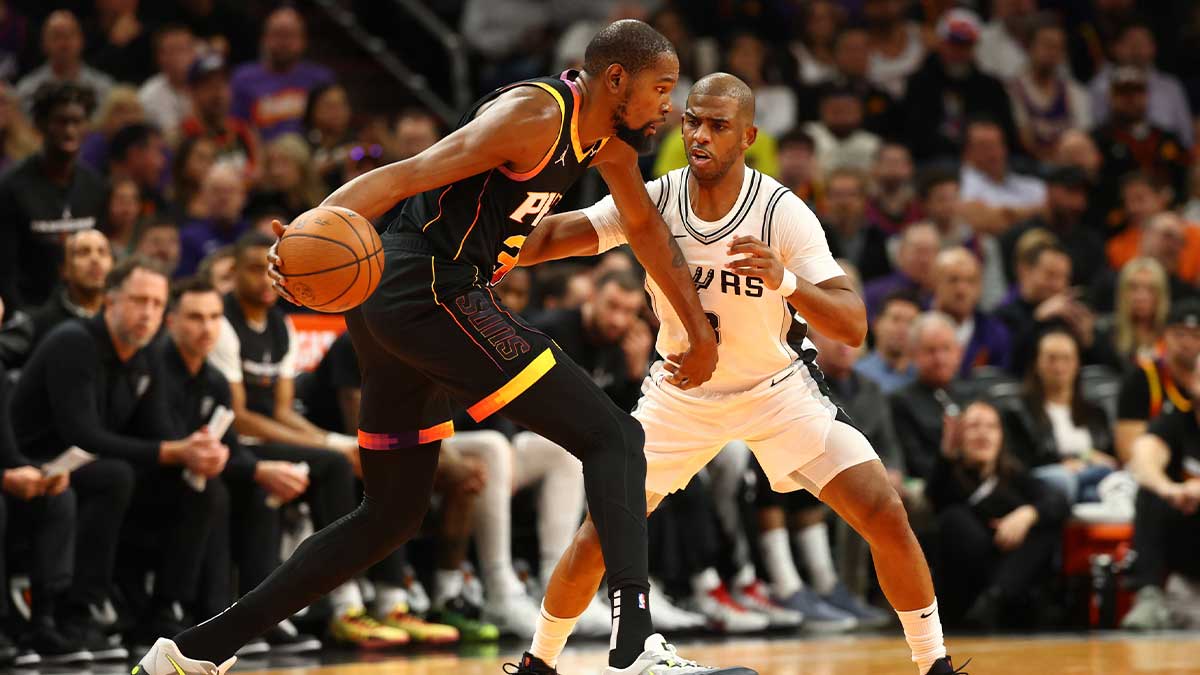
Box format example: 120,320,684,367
166,655,187,675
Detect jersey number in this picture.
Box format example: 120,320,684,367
706,311,722,345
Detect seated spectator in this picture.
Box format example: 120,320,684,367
1115,299,1200,462
138,24,197,144
0,82,40,174
862,0,926,99
230,7,333,141
1004,329,1118,505
914,170,1007,309
931,248,1011,376
775,129,821,210
1093,67,1190,206
1054,128,1104,185
1006,17,1090,162
304,83,353,189
15,10,112,114
1123,355,1200,630
531,262,593,318
821,168,891,283
181,52,259,181
1089,21,1193,148
974,0,1037,81
1097,257,1170,367
855,290,919,394
84,0,155,84
169,135,217,221
101,177,142,257
959,118,1046,225
79,85,144,173
901,9,1016,162
862,221,937,320
928,399,1068,628
725,31,797,138
197,246,236,295
133,219,181,277
1096,214,1200,314
1107,176,1200,275
828,27,899,138
866,143,919,236
108,123,169,219
0,82,106,311
787,0,842,86
11,257,224,654
804,84,881,173
246,133,325,219
1000,166,1105,289
29,229,112,349
178,162,249,277
391,107,442,162
890,311,974,483
156,0,255,64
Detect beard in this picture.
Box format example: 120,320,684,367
612,98,658,155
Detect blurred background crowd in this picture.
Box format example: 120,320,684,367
0,0,1199,668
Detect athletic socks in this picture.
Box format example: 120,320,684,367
795,522,838,595
372,583,408,614
760,528,804,598
896,599,947,675
435,569,465,607
609,586,652,669
529,602,581,667
329,580,365,618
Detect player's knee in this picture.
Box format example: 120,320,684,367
858,487,910,546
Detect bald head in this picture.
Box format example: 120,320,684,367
689,72,755,123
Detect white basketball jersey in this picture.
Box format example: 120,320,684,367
590,166,845,395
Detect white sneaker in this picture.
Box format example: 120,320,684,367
605,633,757,674
733,580,803,629
482,592,541,639
132,638,236,675
688,584,770,633
649,584,706,632
576,594,614,637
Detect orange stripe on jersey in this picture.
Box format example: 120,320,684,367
358,422,455,450
562,76,599,163
498,82,566,181
453,169,494,260
423,185,453,230
467,348,556,421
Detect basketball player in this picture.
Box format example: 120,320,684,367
509,73,968,675
133,20,755,675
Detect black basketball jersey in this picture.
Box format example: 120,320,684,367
224,293,291,417
392,69,609,289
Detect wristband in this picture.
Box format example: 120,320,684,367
777,269,798,297
581,202,627,253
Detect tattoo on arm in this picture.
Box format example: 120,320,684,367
669,237,687,268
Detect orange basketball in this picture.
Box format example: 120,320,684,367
276,206,384,313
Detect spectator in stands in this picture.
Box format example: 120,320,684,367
170,135,217,221
29,228,112,349
15,11,112,113
821,168,890,283
391,107,441,162
108,123,168,218
974,0,1037,81
959,118,1046,223
1115,298,1200,462
79,85,143,173
1100,258,1169,367
1000,166,1104,289
804,84,881,173
1123,351,1200,630
931,248,1011,376
1138,213,1200,297
178,162,249,277
157,0,254,64
181,52,259,181
231,7,334,141
787,0,842,86
1054,129,1104,185
1093,67,1190,205
1089,22,1193,148
891,311,973,483
0,82,39,174
532,263,594,317
11,257,224,655
856,290,919,393
1005,329,1118,505
304,83,353,188
138,24,196,144
133,219,180,276
85,0,154,84
776,129,822,210
198,246,236,295
1107,176,1200,275
208,232,407,647
1008,19,1091,161
866,143,919,236
914,170,1007,309
101,177,141,257
0,2,26,83
247,133,325,219
494,266,530,314
829,27,899,139
863,0,926,99
862,221,938,320
929,399,1068,628
902,9,1016,161
0,82,106,311
725,31,797,138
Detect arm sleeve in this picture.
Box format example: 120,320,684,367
1116,369,1151,421
771,191,846,285
208,318,243,384
580,176,667,252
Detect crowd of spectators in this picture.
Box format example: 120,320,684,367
0,0,1199,666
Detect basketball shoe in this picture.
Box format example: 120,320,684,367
605,634,758,674
329,607,411,649
379,602,460,644
925,656,971,674
733,580,803,629
131,637,235,675
689,582,770,633
504,652,558,674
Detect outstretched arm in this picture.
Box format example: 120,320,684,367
518,211,600,267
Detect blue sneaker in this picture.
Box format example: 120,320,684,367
821,584,893,629
777,589,856,633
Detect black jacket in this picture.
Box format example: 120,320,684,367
926,453,1069,526
1001,394,1115,469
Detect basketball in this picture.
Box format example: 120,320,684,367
276,206,384,313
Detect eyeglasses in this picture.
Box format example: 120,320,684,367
348,144,383,162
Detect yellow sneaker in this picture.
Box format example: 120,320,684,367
330,607,410,649
380,603,460,645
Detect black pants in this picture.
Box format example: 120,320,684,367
177,252,647,662
933,504,1060,623
1130,487,1200,589
1,490,76,620
69,458,135,608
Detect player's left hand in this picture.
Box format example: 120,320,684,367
267,219,301,306
726,236,785,290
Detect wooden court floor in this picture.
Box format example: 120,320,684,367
226,633,1200,675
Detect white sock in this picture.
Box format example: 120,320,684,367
373,583,409,614
896,599,947,675
795,522,839,595
760,528,804,598
733,563,756,589
329,580,364,617
529,602,581,667
690,568,722,597
436,569,465,607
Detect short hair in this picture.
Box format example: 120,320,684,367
1019,240,1069,270
537,262,589,304
1113,18,1154,44
197,244,236,278
106,255,168,292
169,275,219,311
778,128,815,153
595,269,643,294
917,166,960,200
583,19,675,77
689,72,756,122
879,288,922,316
826,167,867,192
234,230,276,261
908,310,958,346
110,123,160,163
153,22,192,49
31,81,95,126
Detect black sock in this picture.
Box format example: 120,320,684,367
609,585,653,669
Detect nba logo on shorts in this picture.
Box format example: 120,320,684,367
638,592,647,610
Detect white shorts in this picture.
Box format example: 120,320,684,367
633,361,879,497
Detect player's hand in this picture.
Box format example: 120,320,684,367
267,219,301,306
725,236,785,291
42,471,70,497
254,461,310,504
664,330,718,390
3,466,46,500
